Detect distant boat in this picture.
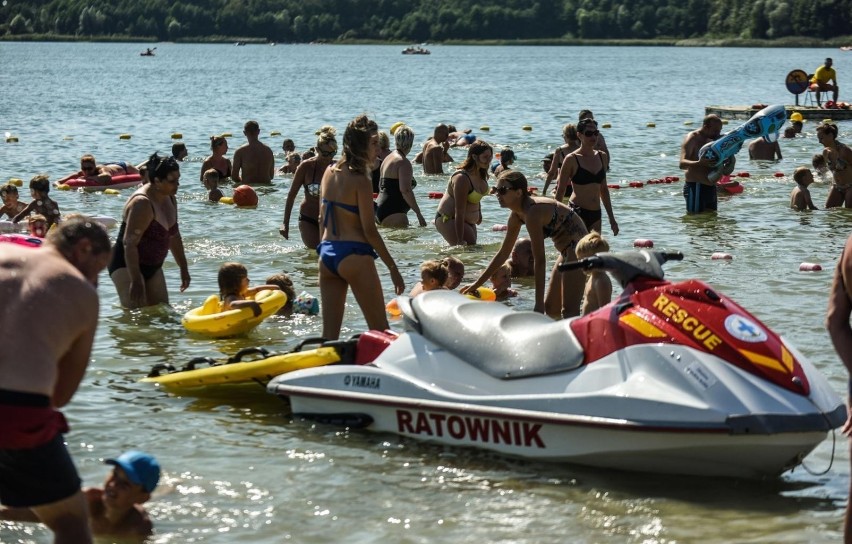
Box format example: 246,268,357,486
841,46,852,51
140,48,156,56
235,41,246,46
402,46,430,55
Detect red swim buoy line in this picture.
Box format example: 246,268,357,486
774,172,785,178
633,239,654,248
629,181,644,188
607,184,620,189
799,262,823,272
737,172,750,178
428,192,443,199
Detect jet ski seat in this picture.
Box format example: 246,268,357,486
406,291,585,379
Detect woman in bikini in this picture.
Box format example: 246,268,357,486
200,136,231,182
818,123,852,208
434,140,493,246
109,154,190,309
461,171,588,317
317,115,404,340
555,117,619,236
375,124,427,228
280,125,337,249
542,123,580,197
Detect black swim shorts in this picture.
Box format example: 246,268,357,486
0,433,81,508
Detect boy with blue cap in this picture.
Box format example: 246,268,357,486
85,450,160,539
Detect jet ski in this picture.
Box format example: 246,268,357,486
268,250,846,479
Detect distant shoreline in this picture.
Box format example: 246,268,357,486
1,34,850,48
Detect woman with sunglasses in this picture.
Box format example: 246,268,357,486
462,171,588,317
280,125,337,249
57,154,140,185
200,136,231,182
109,154,190,309
555,118,619,236
316,115,404,340
434,140,493,246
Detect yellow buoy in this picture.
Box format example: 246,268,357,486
5,136,19,143
684,121,694,125
103,188,120,195
171,133,183,140
63,136,74,141
721,120,729,125
479,126,490,131
389,122,404,135
56,184,71,191
220,132,233,138
522,125,533,131
601,123,611,129
646,122,656,128
119,134,132,140
823,118,833,124
219,196,235,205
270,131,281,136
9,178,23,186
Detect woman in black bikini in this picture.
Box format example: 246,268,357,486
818,123,852,208
461,171,588,317
200,136,232,182
555,118,619,236
280,125,337,248
542,123,579,196
375,124,427,228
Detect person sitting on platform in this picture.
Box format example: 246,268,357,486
811,58,839,107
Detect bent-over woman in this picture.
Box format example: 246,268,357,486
434,140,492,246
109,154,190,308
462,171,588,317
317,115,404,340
376,124,427,228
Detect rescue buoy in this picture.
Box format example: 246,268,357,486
799,263,823,272
232,185,258,207
711,252,733,260
633,239,654,248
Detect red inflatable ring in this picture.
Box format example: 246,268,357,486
711,252,733,260
799,263,823,272
633,239,654,248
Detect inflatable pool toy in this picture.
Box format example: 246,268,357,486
799,263,823,272
774,172,785,178
219,196,235,205
428,192,443,199
711,252,733,260
182,289,287,338
232,185,258,207
699,104,786,183
0,233,42,247
633,239,654,248
61,174,142,192
717,175,744,195
103,188,120,195
465,286,496,301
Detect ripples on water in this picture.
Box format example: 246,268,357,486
1,42,850,542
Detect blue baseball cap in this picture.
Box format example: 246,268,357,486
106,451,160,492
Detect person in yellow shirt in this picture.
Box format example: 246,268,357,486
811,57,839,106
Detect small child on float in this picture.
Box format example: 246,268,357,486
218,262,280,316
265,272,319,317
203,168,224,202
790,166,818,211
575,231,612,315
408,256,465,297
0,183,27,219
489,262,517,301
11,175,61,228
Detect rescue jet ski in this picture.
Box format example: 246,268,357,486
268,250,845,479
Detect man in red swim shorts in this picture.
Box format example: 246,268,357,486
0,217,111,544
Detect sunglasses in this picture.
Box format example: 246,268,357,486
494,185,516,195
81,164,96,172
582,130,599,137
318,148,336,157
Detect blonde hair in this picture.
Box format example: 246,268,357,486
793,166,811,184
420,259,448,285
315,125,337,148
576,231,609,259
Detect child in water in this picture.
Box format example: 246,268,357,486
11,175,61,228
575,231,612,315
409,256,464,297
26,213,48,238
219,262,280,316
493,148,515,177
203,168,223,202
265,272,319,317
790,166,818,211
489,262,518,301
0,183,27,219
419,259,449,294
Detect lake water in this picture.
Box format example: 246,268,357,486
1,42,851,543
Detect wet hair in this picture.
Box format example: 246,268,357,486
578,109,594,121
244,120,260,133
80,154,96,165
266,272,296,303
702,114,722,127
457,140,493,180
817,122,838,137
577,118,598,132
500,148,515,166
203,168,220,187
47,215,110,255
562,123,578,142
146,153,180,183
793,166,811,184
282,138,295,152
286,151,302,165
378,131,390,150
783,127,797,138
30,174,50,193
420,259,448,286
342,114,378,177
394,124,415,154
446,124,457,133
218,262,248,298
301,148,316,160
315,125,338,150
434,123,449,138
0,183,18,197
442,256,464,288
576,231,609,259
498,170,528,191
210,135,227,149
171,142,187,158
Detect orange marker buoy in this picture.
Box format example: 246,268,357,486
799,263,823,272
633,239,654,248
774,172,785,178
629,181,644,188
428,192,443,199
492,224,508,231
386,298,401,316
711,252,733,260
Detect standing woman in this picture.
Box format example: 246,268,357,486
376,124,427,228
542,123,580,196
434,140,493,246
817,123,852,208
317,115,404,340
200,135,231,182
461,171,588,317
555,118,619,236
280,126,337,248
109,154,191,308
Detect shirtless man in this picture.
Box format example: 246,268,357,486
0,217,111,544
232,120,275,184
57,154,140,185
679,114,723,213
748,137,782,160
415,124,450,175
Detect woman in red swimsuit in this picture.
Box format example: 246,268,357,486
109,154,191,308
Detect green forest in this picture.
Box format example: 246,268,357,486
2,0,851,44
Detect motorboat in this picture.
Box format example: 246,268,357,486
268,250,846,479
402,46,430,55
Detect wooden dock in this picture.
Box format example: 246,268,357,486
706,105,852,121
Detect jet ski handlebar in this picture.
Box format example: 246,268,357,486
558,250,684,286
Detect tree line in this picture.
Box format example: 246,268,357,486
2,0,851,43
